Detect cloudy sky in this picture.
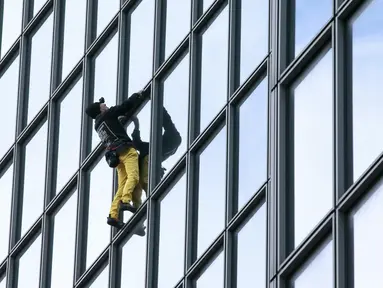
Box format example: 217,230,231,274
1,0,383,287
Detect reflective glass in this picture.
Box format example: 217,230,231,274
290,239,333,288
164,0,191,60
56,78,83,195
353,177,383,287
237,204,266,288
203,0,215,14
0,56,19,160
238,80,268,211
128,0,155,95
295,0,332,57
88,265,109,288
240,0,269,83
0,0,23,58
197,127,226,257
0,277,5,288
91,33,119,151
158,176,186,288
196,252,224,287
292,50,333,247
86,160,113,269
21,123,48,236
200,7,228,134
27,14,54,123
61,0,87,80
51,190,78,288
33,0,47,16
0,165,13,263
161,55,189,178
120,220,148,287
17,234,42,287
351,0,383,182
97,0,119,37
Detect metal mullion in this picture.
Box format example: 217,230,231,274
0,41,20,73
278,0,294,74
227,0,240,97
0,0,4,57
74,251,109,288
39,212,54,288
22,1,53,38
85,0,97,49
335,209,350,288
0,145,14,172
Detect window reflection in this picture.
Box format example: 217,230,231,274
120,220,148,287
61,0,87,80
0,165,13,263
240,0,268,83
88,265,109,288
237,204,266,288
352,177,383,287
196,252,224,287
51,190,77,288
164,0,191,60
238,80,268,212
17,234,42,288
21,123,48,236
0,55,19,160
158,176,186,288
292,49,333,247
295,0,332,57
197,127,226,257
96,0,119,37
33,0,47,16
27,14,54,124
91,33,119,151
351,0,383,182
290,238,333,288
200,7,228,134
56,78,83,195
161,55,189,178
128,0,154,95
86,159,114,269
0,0,23,58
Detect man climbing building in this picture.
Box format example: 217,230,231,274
120,107,182,208
85,91,148,231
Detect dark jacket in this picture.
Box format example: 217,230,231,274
94,94,142,153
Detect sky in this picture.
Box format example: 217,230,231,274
1,0,383,287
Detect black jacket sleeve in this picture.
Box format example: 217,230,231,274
108,93,142,117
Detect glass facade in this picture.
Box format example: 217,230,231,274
0,0,381,287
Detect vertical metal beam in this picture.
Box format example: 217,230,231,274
0,0,4,57
227,0,240,98
269,0,279,90
278,0,294,74
39,213,54,288
223,228,237,288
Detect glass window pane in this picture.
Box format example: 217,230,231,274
200,7,228,134
240,0,268,83
237,204,266,288
33,0,47,16
27,14,54,124
0,0,23,58
96,0,119,37
0,56,19,160
86,160,113,269
91,34,119,151
128,0,155,95
158,176,186,288
0,276,6,288
238,80,268,211
88,265,109,288
56,78,83,195
351,0,383,182
120,220,148,287
290,239,333,288
196,252,224,287
352,177,383,287
0,165,13,262
61,0,87,80
197,127,226,257
51,190,77,288
295,0,332,57
164,0,191,60
21,123,48,236
292,49,333,247
17,235,42,287
203,0,215,14
161,55,189,178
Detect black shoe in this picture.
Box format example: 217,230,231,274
107,216,124,229
119,201,137,213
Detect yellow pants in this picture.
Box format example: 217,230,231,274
132,155,149,208
109,147,139,219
